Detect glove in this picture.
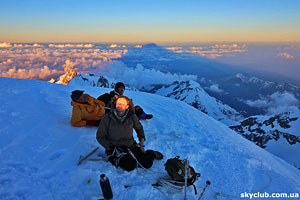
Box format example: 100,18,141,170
139,139,145,153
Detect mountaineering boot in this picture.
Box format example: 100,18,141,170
145,114,153,119
153,151,163,160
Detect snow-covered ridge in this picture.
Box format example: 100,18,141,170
1,77,300,199
141,80,243,125
235,73,274,88
67,73,137,91
230,112,300,169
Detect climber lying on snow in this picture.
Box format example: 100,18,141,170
70,90,106,127
96,95,163,171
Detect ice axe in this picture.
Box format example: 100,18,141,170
198,180,211,200
77,147,99,166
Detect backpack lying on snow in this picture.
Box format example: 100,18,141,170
158,156,200,194
165,156,200,186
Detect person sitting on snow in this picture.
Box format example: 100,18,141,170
97,82,153,120
96,95,163,171
70,90,105,127
97,82,125,113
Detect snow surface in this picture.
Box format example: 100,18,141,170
0,77,300,200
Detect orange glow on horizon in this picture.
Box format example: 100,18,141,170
1,27,300,44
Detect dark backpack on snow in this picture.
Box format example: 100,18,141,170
164,156,200,187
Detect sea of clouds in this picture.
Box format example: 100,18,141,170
0,42,197,88
166,43,248,58
0,42,252,81
0,42,127,80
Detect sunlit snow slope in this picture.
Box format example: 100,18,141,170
0,77,299,200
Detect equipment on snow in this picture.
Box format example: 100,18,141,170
184,159,188,200
154,156,200,195
99,174,113,199
164,156,200,187
198,181,211,200
77,147,99,165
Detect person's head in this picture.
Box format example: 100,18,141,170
115,96,133,113
71,90,87,103
114,82,125,95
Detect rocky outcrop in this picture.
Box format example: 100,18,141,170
230,112,299,148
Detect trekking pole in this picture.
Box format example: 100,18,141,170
198,181,211,200
184,159,188,200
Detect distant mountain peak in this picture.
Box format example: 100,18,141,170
235,73,248,81
142,43,159,48
235,73,272,85
55,69,78,85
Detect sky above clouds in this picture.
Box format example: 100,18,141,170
1,0,300,43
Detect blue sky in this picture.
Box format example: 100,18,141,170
1,0,300,43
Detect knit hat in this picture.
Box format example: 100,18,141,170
114,82,125,90
71,90,84,101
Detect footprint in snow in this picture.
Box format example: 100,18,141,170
48,150,65,160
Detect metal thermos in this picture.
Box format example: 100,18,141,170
100,174,113,199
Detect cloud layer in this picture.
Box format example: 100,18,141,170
166,44,248,59
277,52,294,59
102,62,197,89
0,43,128,80
207,84,224,93
245,91,300,114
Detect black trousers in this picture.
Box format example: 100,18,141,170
108,146,155,171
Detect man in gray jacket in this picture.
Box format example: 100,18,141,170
96,96,162,171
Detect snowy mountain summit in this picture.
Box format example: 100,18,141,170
1,77,300,200
56,69,78,85
54,71,300,172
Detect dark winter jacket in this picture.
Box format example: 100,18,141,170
97,90,120,106
96,109,145,151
